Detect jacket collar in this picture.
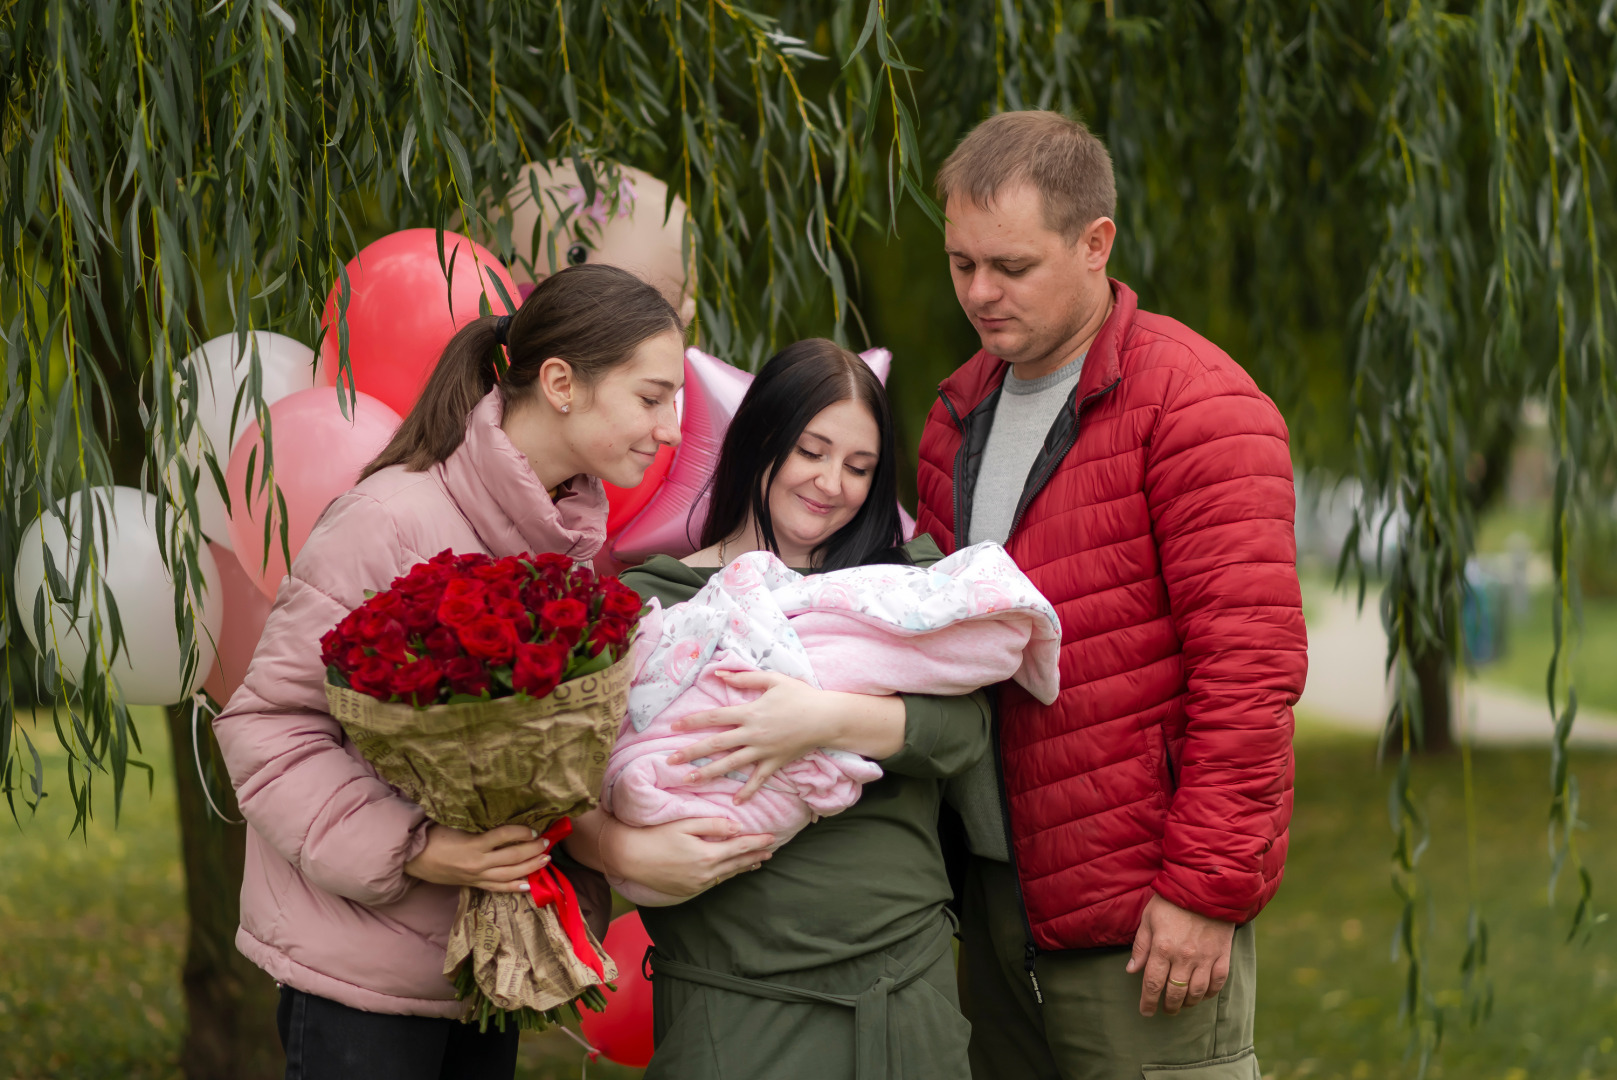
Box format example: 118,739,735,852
938,278,1136,415
435,390,609,562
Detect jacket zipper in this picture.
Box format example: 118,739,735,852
988,373,1120,1004
938,389,969,546
991,703,1044,1003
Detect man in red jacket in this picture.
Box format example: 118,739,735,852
917,111,1307,1078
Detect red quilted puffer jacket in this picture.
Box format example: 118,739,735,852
916,279,1307,954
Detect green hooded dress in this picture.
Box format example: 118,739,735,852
618,535,987,1080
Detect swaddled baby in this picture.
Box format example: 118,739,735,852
602,541,1061,905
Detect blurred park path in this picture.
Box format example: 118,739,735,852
1301,585,1617,747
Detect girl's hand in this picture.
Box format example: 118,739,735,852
404,823,552,893
666,670,905,802
599,815,775,900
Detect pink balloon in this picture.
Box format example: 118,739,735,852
859,346,892,385
609,346,902,563
319,229,517,417
200,540,276,706
610,347,753,563
578,911,655,1067
225,387,402,598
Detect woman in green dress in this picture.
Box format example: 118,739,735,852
568,338,988,1078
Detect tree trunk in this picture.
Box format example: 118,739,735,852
1409,643,1454,754
164,702,282,1080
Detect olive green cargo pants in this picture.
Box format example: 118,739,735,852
958,856,1261,1080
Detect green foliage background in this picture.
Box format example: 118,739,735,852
3,0,1615,1067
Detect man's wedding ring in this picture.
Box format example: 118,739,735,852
1168,978,1190,987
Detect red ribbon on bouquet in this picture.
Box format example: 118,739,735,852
527,818,608,982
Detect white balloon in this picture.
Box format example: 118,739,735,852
177,332,322,549
14,486,224,706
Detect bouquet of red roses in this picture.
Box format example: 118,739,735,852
321,548,642,1032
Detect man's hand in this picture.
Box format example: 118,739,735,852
1127,893,1235,1017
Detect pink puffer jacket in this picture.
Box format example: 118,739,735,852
214,390,608,1017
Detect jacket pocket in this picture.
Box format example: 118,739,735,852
1142,1046,1260,1080
1148,722,1177,798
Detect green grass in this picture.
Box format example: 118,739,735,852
1475,589,1617,716
3,715,1614,1079
0,713,638,1080
1264,723,1617,1079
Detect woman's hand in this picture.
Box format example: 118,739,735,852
404,823,552,894
666,670,906,801
599,815,776,901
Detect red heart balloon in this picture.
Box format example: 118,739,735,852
319,229,516,417
579,911,655,1067
602,443,675,537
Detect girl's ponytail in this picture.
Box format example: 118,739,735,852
358,263,680,481
359,317,503,479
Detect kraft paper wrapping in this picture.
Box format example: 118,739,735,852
326,656,630,1016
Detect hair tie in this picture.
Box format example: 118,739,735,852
494,314,513,346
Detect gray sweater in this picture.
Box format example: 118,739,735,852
950,354,1083,861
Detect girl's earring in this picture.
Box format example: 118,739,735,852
561,404,570,414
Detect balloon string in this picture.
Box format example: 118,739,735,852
192,692,245,824
557,1023,601,1065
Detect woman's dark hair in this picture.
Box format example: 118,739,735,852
362,263,681,478
700,339,904,571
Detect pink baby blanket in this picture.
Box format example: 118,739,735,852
603,542,1060,905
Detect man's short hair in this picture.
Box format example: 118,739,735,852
936,110,1116,241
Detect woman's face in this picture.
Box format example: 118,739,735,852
764,396,880,559
564,328,685,488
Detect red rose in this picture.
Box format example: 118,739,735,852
488,594,533,637
437,592,485,629
421,626,460,661
429,548,486,574
348,656,396,698
541,598,588,633
320,625,350,667
587,616,631,657
444,551,490,572
396,560,451,594
472,559,525,591
527,553,573,593
512,641,569,699
565,570,597,601
398,596,439,637
443,656,490,696
368,591,407,620
355,611,409,662
521,580,556,611
457,614,520,663
601,583,643,620
442,578,487,602
389,658,444,705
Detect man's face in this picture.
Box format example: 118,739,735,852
945,183,1111,374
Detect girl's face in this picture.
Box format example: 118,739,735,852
764,396,880,561
561,329,685,488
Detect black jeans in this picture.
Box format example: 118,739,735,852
277,986,520,1080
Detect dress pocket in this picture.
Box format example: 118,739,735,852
895,963,972,1079
1141,1045,1261,1080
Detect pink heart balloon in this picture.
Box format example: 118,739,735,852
609,348,752,563
225,387,402,598
200,540,276,706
